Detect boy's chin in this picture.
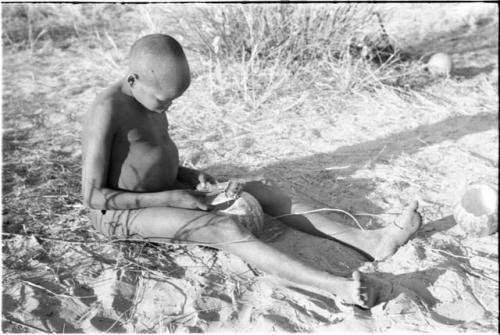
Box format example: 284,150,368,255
149,107,168,113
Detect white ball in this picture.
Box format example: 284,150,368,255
426,52,453,76
453,184,498,237
209,191,265,236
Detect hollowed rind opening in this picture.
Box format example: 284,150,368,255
460,185,498,216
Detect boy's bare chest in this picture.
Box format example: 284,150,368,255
103,97,180,191
111,109,179,171
110,110,179,190
118,111,172,147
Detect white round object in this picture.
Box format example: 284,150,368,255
209,191,265,236
453,184,498,237
426,52,453,76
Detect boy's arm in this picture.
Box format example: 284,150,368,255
82,101,209,211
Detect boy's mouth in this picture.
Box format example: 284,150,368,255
159,103,171,111
153,104,170,113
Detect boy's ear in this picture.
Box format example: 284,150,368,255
127,74,139,87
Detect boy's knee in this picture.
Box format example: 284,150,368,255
243,179,291,215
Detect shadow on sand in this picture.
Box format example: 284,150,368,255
204,110,496,269
207,111,497,222
403,16,498,62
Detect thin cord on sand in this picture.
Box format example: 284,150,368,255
274,208,366,232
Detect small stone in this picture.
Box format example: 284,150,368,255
236,137,254,149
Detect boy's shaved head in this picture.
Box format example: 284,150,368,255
129,34,190,93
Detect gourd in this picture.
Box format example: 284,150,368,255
453,183,498,237
209,191,265,237
202,180,265,237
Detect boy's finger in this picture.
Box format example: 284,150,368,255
200,204,215,211
196,183,209,191
205,174,216,184
190,190,207,196
197,201,209,211
199,173,217,186
198,173,207,184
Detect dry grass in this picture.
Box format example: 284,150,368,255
2,3,498,333
141,4,374,61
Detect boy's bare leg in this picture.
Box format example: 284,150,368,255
108,206,382,308
242,181,422,261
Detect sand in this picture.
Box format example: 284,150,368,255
2,212,498,332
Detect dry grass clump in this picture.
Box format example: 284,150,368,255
137,4,376,65
127,4,428,121
1,3,138,50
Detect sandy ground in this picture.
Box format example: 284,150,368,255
2,3,499,333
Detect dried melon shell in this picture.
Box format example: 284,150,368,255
453,184,498,237
209,191,265,237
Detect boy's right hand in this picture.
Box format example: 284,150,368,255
168,189,213,211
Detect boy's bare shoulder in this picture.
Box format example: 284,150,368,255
86,82,129,126
91,82,123,113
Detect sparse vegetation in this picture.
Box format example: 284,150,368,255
2,3,498,333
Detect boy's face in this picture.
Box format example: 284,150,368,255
130,58,190,113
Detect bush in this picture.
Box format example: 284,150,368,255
1,3,134,48
141,4,376,68
133,4,403,106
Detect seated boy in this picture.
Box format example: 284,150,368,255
82,34,421,309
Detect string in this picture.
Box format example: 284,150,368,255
274,208,366,232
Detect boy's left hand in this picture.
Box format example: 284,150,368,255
178,166,216,190
196,171,216,190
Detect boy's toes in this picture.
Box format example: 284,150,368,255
350,271,368,308
407,200,419,212
352,270,361,281
352,270,380,309
359,292,369,305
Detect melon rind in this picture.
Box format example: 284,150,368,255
209,191,265,236
452,184,498,237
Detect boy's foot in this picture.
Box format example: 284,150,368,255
340,270,386,309
372,200,422,261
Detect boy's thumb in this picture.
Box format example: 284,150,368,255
198,173,207,184
197,201,209,211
